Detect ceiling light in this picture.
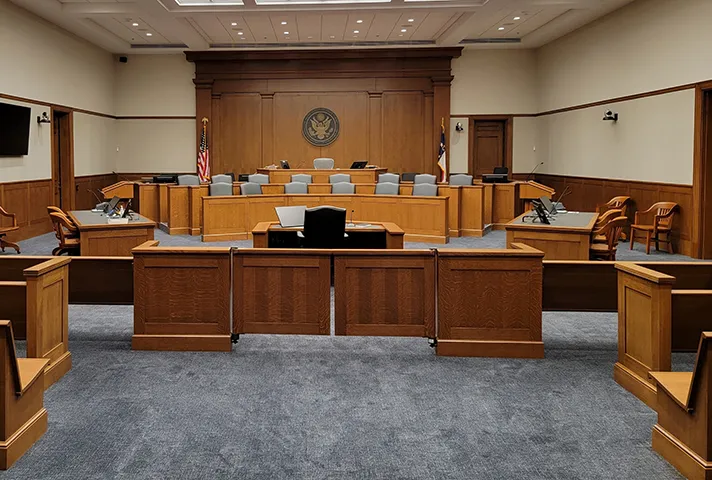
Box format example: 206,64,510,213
281,21,287,25
398,34,403,37
284,31,289,34
356,19,363,24
401,28,407,33
146,33,152,36
408,18,414,22
354,30,359,33
513,16,521,20
132,22,139,27
307,36,313,39
498,27,505,31
330,35,335,39
237,31,243,35
231,22,237,26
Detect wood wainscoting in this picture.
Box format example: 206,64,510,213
74,173,118,211
0,179,53,243
535,174,693,257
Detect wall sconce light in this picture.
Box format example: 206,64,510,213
603,110,618,122
455,122,464,132
37,112,51,124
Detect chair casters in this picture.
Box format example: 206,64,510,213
428,338,437,348
231,333,240,344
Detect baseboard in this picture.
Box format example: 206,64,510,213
201,233,249,243
0,408,48,470
653,425,712,480
189,227,201,236
403,234,448,244
436,339,544,358
460,228,485,238
44,351,71,390
613,362,657,408
132,334,232,352
167,227,190,235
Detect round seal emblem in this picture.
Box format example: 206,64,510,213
302,108,340,147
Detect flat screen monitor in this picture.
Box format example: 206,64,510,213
350,161,368,169
106,196,121,213
280,160,291,169
0,102,31,156
532,201,551,224
539,196,556,214
275,206,306,228
153,174,178,184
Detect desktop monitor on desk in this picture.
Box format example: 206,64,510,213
275,206,306,228
350,161,368,169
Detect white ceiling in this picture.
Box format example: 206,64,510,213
10,0,635,53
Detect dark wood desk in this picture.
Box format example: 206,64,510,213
252,221,404,249
504,211,598,260
68,210,156,256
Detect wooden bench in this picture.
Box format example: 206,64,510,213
0,257,72,389
0,320,49,469
614,262,712,408
650,332,712,480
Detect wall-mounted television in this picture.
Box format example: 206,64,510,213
0,102,32,156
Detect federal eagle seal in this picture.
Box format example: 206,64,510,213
302,108,339,147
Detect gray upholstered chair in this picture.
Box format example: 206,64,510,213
378,173,400,184
331,182,355,194
414,174,437,184
291,174,312,184
329,174,351,184
211,174,232,184
374,182,399,195
313,158,335,169
240,182,262,195
248,173,270,185
209,182,233,196
449,174,474,186
412,183,438,197
177,174,200,186
284,182,308,194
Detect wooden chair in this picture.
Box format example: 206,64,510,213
592,208,623,244
0,320,49,469
630,202,678,254
49,212,80,256
589,216,627,261
650,332,712,480
596,196,630,216
0,206,20,254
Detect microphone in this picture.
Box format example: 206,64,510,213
88,189,103,204
552,186,572,211
112,171,131,183
525,162,544,182
348,209,355,227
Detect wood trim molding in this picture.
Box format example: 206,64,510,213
115,116,196,120
536,173,691,189
186,47,463,63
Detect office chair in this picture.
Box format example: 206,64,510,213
374,182,399,195
329,174,351,184
401,172,417,183
299,206,347,248
291,174,313,184
412,183,438,197
284,182,308,194
378,173,400,184
414,174,437,184
493,166,509,175
177,174,200,186
240,182,263,195
331,182,355,194
248,173,270,185
209,183,233,196
449,174,474,186
313,158,335,169
211,174,233,184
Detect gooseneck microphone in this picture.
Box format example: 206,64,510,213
348,209,355,227
88,189,103,203
525,162,544,182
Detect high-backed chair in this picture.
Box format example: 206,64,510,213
313,158,335,169
0,206,20,254
284,182,308,194
374,182,399,195
401,172,417,183
300,206,347,248
211,174,233,184
630,202,678,254
589,216,627,261
414,174,437,184
240,183,263,195
291,174,312,184
177,174,200,186
209,183,233,196
378,173,400,184
597,196,631,216
331,182,355,194
649,332,712,480
329,174,351,184
412,183,438,197
449,174,474,186
592,208,623,243
248,174,270,185
49,212,80,256
493,166,509,175
0,320,49,469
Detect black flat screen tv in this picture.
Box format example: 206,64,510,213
0,102,32,156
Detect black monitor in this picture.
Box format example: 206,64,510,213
121,199,133,218
105,196,121,214
153,174,178,184
0,102,31,156
493,166,509,175
531,201,551,224
539,196,557,214
238,174,250,182
350,161,368,169
401,172,417,182
482,174,509,183
301,206,347,248
280,160,291,169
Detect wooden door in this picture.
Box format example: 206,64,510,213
702,91,712,258
469,120,505,177
51,108,74,210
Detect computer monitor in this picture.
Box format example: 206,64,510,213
105,195,121,213
350,161,368,169
153,174,178,184
275,206,306,228
280,160,291,169
401,172,417,182
237,174,250,182
539,196,556,214
493,166,509,175
532,201,551,224
482,174,509,183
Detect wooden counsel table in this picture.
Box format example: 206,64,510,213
252,221,405,249
256,168,387,184
68,210,156,256
505,211,598,260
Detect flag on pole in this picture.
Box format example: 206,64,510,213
197,117,211,183
437,118,447,183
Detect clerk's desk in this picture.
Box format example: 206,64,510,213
256,168,387,184
252,221,405,249
504,211,598,260
68,210,156,256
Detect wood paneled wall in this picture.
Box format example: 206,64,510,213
75,173,117,211
0,179,53,242
535,173,693,256
186,48,461,176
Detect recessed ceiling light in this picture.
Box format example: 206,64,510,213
401,28,407,33
281,21,287,25
132,22,139,27
284,31,289,34
237,31,243,35
356,19,363,24
408,18,414,22
330,35,335,39
398,34,403,37
498,27,505,31
307,36,313,39
231,22,237,26
513,16,521,20
146,33,152,36
354,30,359,34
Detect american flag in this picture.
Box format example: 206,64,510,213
197,119,211,183
437,119,447,183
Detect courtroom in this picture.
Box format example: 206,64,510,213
1,0,711,478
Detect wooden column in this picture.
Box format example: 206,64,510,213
368,91,382,165
433,76,453,176
195,80,213,174
261,93,274,167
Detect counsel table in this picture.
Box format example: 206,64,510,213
504,211,598,260
256,168,386,184
69,210,156,256
252,221,405,249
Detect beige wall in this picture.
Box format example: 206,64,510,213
0,0,115,182
116,120,196,173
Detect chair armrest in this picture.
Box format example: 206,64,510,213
0,206,17,227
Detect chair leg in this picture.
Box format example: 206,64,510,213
655,234,660,252
52,247,61,256
0,238,20,254
667,232,674,254
645,231,651,255
630,229,636,250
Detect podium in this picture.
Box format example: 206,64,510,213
518,181,555,212
101,181,134,200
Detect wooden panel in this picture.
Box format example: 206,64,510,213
671,291,712,351
470,121,505,177
136,184,160,221
233,250,331,335
75,174,117,211
0,179,53,243
188,185,209,235
506,229,591,260
80,226,154,257
133,248,231,351
333,251,435,337
219,94,262,173
436,247,545,358
381,92,426,174
167,186,190,234
542,261,618,311
0,283,27,340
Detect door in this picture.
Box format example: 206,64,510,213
52,108,74,209
701,90,712,258
470,120,506,177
